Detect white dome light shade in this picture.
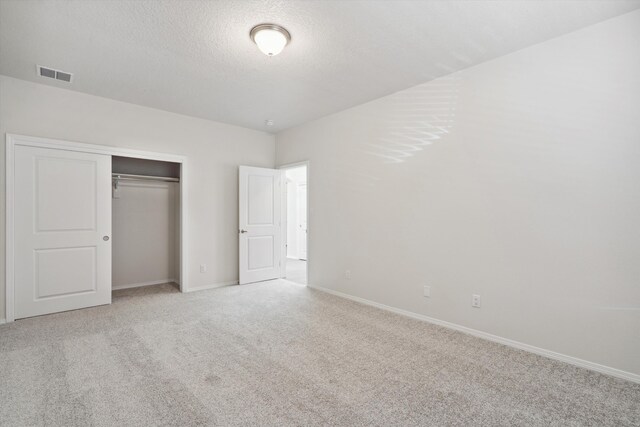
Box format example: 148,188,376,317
250,24,291,56
254,29,286,56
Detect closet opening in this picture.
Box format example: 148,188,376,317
111,156,181,293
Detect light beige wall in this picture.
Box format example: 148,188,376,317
0,75,275,319
276,11,640,376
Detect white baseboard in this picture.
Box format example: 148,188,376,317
0,318,6,325
112,279,178,291
307,284,640,384
184,280,238,293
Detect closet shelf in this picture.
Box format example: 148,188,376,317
112,173,179,183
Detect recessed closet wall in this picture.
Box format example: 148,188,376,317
112,156,180,289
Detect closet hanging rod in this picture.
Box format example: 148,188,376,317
111,173,180,183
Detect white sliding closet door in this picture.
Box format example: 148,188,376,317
14,145,112,319
238,166,281,284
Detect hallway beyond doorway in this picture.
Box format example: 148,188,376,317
286,258,307,285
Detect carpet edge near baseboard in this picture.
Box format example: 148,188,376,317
307,284,640,384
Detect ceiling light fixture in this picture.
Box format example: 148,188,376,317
250,24,291,56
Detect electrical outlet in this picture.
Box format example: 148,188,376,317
200,264,207,273
344,270,351,280
423,286,431,298
472,294,481,308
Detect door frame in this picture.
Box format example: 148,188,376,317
278,161,309,285
5,133,189,323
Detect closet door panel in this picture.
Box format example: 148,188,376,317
14,145,112,319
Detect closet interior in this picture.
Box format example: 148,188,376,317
111,156,181,291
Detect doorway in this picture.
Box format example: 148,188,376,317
237,163,308,286
281,163,308,285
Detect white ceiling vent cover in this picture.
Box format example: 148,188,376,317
37,65,73,83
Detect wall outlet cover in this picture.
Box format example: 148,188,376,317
472,294,481,308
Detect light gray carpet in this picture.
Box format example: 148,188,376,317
0,281,638,426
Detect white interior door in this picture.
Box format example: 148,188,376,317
297,184,307,260
239,166,281,284
14,145,112,319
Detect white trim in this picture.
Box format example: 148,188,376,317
307,284,640,384
6,133,186,163
112,279,179,291
278,161,309,286
5,133,190,323
278,160,309,169
183,281,238,293
179,159,188,293
0,318,6,325
280,174,288,278
5,136,15,322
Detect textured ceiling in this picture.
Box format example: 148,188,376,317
1,0,639,133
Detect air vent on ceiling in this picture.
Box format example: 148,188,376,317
37,65,73,83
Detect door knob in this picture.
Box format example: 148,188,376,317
239,229,248,234
103,236,110,241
